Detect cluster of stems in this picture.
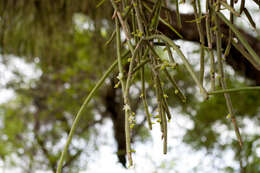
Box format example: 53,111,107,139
56,0,260,172
110,0,209,166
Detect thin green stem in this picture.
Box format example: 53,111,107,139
147,43,165,135
145,34,208,99
96,0,107,8
214,12,243,147
164,69,186,103
132,58,150,74
220,1,240,17
224,0,234,60
223,36,232,60
216,0,220,11
162,0,170,22
209,49,215,91
110,0,131,40
145,43,172,122
125,39,143,93
141,64,153,130
162,107,167,154
115,16,133,166
216,12,260,68
111,2,141,165
205,14,215,91
199,45,205,85
192,0,205,87
205,1,216,91
137,0,148,30
116,18,126,91
142,2,183,38
197,0,202,16
56,59,118,173
244,8,256,29
156,72,172,121
176,0,182,28
156,76,168,154
239,0,245,14
123,4,133,20
133,0,144,34
105,30,116,46
105,4,133,47
117,11,131,41
138,47,153,130
149,0,162,31
162,96,171,120
208,87,260,95
166,44,175,63
131,8,138,43
231,39,260,70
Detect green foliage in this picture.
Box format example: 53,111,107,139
0,0,260,172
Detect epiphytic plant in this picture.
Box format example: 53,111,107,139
57,0,260,172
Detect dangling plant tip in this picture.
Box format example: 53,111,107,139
56,0,260,171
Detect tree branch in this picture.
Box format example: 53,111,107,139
157,11,260,84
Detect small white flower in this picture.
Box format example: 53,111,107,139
123,104,131,111
117,73,123,80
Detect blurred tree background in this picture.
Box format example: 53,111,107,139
0,0,260,173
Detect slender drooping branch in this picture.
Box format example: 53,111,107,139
145,34,208,99
216,12,260,71
208,86,260,95
214,10,243,147
59,0,259,169
156,9,260,84
56,59,119,173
